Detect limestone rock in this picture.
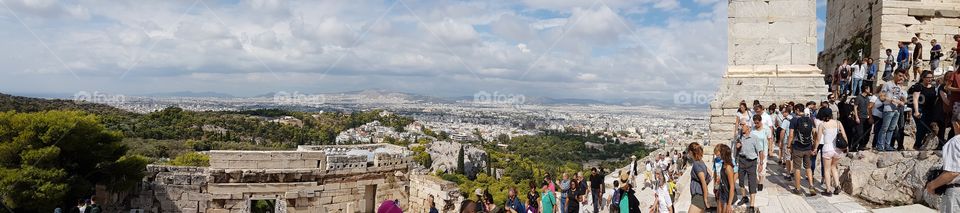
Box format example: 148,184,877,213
842,151,942,208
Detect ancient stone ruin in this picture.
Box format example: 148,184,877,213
820,0,960,73
710,0,828,145
108,144,464,213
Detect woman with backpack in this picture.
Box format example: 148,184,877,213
815,108,848,196
540,181,557,213
687,142,711,213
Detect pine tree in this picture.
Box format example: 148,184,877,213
457,145,466,174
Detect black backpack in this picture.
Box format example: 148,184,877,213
840,66,850,79
794,117,815,146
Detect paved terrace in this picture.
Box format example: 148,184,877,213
676,152,936,213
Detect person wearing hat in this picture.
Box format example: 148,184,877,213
474,188,487,213
613,171,640,213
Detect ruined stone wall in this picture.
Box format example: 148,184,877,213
208,151,326,169
877,0,960,73
408,175,463,213
820,0,960,77
107,165,209,213
819,0,878,72
107,143,426,213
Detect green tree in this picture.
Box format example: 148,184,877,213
169,152,210,167
0,110,129,211
457,145,465,174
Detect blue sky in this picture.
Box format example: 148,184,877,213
0,0,753,102
817,0,827,51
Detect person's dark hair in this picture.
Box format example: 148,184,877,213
483,190,493,204
817,108,833,121
806,101,816,107
460,200,475,213
613,180,620,188
738,102,749,113
794,104,806,114
752,114,762,122
717,144,733,168
752,100,760,106
921,70,935,80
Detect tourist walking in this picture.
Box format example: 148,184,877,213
788,104,818,196
853,86,875,153
615,171,641,213
779,107,794,177
542,181,558,213
931,39,943,72
715,144,736,213
686,143,711,213
879,71,907,151
884,49,896,81
736,102,753,139
589,168,603,213
815,108,847,196
836,60,851,97
954,35,960,69
527,183,540,213
913,70,945,150
651,170,673,213
872,85,885,150
559,173,570,213
866,58,878,91
735,115,764,213
852,58,866,96
912,37,923,82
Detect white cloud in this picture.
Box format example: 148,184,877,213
0,0,728,101
517,43,530,53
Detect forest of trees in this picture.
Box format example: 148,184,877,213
440,129,652,204
0,93,416,211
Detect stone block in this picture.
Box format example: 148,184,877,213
768,0,813,19
939,10,960,18
908,8,936,17
883,7,910,15
729,1,768,18
285,191,299,199
883,14,922,25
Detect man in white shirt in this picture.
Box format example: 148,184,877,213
926,117,960,211
853,58,867,96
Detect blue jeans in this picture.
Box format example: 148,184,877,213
872,116,882,149
932,58,941,72
560,194,566,213
839,80,848,95
852,78,863,96
879,110,900,150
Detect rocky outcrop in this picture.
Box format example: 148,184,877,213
841,151,942,207
427,141,487,177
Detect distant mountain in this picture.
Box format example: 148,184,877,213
143,91,235,98
449,95,609,105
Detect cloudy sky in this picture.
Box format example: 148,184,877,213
0,0,826,101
